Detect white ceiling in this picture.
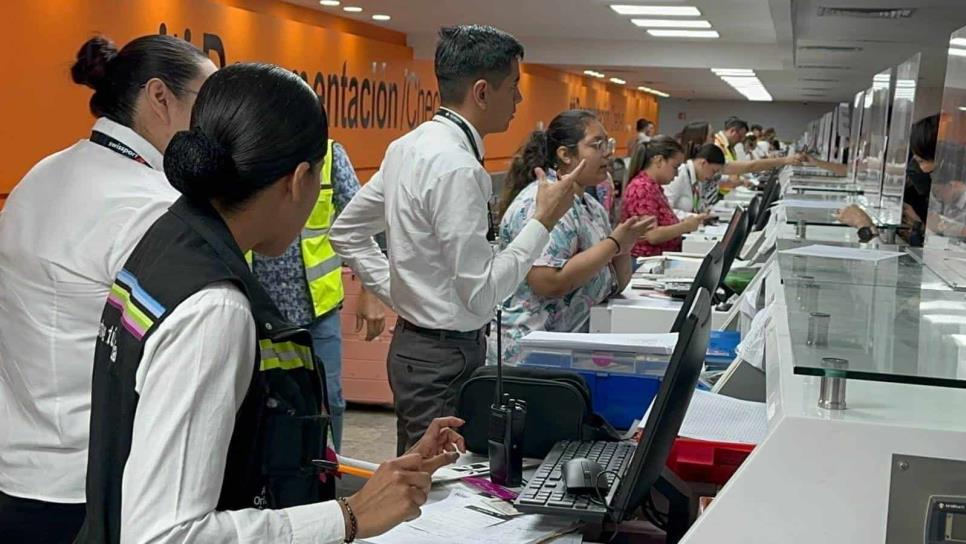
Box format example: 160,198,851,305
287,0,966,102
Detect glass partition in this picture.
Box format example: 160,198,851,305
926,25,966,251
856,68,894,208
847,90,866,181
882,53,922,219
835,102,850,163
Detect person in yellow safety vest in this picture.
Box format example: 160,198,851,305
713,116,750,163
250,139,386,451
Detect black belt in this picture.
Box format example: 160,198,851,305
399,319,486,341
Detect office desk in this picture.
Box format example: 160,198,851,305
679,250,966,544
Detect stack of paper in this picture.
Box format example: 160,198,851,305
519,331,679,355
639,389,768,445
361,487,579,544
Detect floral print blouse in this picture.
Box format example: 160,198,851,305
494,171,618,366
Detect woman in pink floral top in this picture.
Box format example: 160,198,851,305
622,136,711,257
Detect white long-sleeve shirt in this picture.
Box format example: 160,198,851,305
329,109,550,332
0,117,177,503
664,160,701,213
120,282,344,544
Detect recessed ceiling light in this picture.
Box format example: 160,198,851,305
950,38,966,47
647,29,719,38
631,19,711,28
610,77,627,85
959,106,966,112
610,5,701,16
343,6,363,12
372,14,391,21
319,0,340,5
949,48,966,58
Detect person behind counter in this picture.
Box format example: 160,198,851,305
834,114,940,246
76,63,464,544
663,143,728,215
0,34,216,544
495,110,656,365
623,137,711,258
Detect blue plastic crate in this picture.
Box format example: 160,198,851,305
577,370,661,430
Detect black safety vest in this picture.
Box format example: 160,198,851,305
75,197,332,544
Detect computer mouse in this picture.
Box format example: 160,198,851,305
562,458,606,495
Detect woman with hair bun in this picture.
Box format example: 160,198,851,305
76,62,463,544
0,34,215,542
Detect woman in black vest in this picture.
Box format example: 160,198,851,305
79,63,463,544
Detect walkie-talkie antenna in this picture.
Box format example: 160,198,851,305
495,308,503,405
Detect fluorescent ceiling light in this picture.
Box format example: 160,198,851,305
631,19,711,28
959,106,966,112
712,69,755,76
583,70,605,78
319,0,340,5
721,76,764,88
647,29,719,38
610,5,701,16
950,48,966,58
610,77,627,84
638,86,670,98
951,37,966,47
343,6,363,12
372,14,391,21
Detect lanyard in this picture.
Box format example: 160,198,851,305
434,109,483,165
89,130,151,168
434,109,497,241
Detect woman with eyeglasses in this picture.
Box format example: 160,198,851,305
494,110,656,365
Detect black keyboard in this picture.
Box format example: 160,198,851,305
514,440,635,520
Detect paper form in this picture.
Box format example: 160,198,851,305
778,244,903,262
639,389,769,445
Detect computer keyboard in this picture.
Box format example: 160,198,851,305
515,440,635,518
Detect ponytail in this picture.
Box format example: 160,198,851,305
627,135,684,180
501,130,550,217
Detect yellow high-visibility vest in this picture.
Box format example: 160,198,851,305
248,139,344,318
301,139,344,317
714,131,737,162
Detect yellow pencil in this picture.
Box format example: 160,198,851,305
338,463,374,479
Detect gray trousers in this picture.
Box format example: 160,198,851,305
387,321,486,455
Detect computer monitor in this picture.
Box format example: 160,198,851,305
720,206,749,283
610,288,713,521
753,176,782,231
669,243,723,333
745,195,762,231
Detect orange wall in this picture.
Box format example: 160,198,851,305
0,0,657,198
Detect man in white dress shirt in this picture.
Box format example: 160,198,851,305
330,25,582,453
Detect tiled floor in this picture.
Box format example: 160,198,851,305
341,403,398,464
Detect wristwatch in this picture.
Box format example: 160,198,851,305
857,225,877,243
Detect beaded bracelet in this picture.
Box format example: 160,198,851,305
338,498,358,543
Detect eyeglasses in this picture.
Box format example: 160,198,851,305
580,137,616,154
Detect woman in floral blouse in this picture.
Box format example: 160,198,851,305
494,110,656,365
622,136,710,258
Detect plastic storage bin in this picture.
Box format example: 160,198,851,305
665,437,755,485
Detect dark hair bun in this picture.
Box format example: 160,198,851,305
164,128,240,202
71,36,119,90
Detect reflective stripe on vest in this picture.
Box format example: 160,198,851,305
301,139,345,318
258,338,315,372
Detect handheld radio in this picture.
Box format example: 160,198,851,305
488,309,526,487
